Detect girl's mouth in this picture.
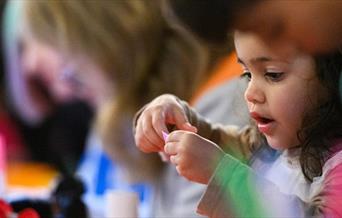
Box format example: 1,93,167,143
250,112,275,134
257,117,273,124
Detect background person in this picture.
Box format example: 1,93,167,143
21,0,232,217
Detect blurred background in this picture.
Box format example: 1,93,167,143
0,0,249,217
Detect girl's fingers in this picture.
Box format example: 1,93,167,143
170,155,178,165
142,114,164,149
171,107,196,132
166,130,188,143
136,134,160,153
181,122,198,133
164,142,177,155
158,152,170,162
152,110,170,141
135,121,147,149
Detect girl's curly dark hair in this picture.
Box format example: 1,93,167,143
298,50,342,182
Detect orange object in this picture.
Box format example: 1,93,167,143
190,52,242,105
7,162,58,187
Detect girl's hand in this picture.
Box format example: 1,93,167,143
135,94,197,153
164,130,225,184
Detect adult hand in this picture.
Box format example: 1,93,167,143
135,94,197,153
164,130,225,184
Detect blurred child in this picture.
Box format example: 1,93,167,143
3,0,94,174
20,0,218,217
134,31,342,217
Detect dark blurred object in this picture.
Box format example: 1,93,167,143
169,0,255,44
10,175,88,218
51,176,88,218
12,100,94,175
11,200,52,218
49,100,94,175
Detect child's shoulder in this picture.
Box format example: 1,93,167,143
311,143,342,191
323,139,342,175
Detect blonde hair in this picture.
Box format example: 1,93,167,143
23,0,207,107
23,0,209,180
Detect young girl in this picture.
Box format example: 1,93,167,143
134,31,342,217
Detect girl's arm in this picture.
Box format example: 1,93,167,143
133,94,258,162
179,98,259,162
197,152,342,218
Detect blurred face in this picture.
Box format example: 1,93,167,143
235,32,324,150
21,37,113,110
60,55,114,110
234,0,342,54
20,38,75,103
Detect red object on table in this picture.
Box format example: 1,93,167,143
0,199,12,214
0,199,12,218
0,210,6,218
18,208,40,218
0,199,40,218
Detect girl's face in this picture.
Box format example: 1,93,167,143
235,32,324,150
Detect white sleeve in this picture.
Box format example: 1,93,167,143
197,154,315,218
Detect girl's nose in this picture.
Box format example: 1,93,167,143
244,80,265,105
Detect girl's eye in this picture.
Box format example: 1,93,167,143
240,71,251,81
265,72,284,82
